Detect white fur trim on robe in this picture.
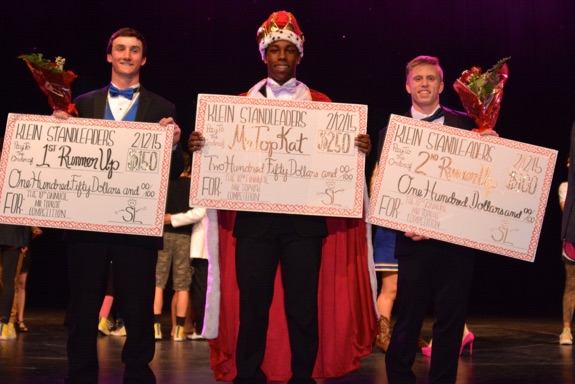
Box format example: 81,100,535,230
202,185,377,339
364,184,378,316
202,209,220,339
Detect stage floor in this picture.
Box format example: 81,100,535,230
0,310,571,383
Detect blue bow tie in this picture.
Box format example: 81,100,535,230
109,84,139,100
268,81,297,97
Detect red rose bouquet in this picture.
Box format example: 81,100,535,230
453,57,510,132
18,53,78,116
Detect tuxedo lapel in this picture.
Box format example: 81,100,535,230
442,107,456,126
90,86,152,121
135,87,153,122
440,106,460,127
92,87,108,119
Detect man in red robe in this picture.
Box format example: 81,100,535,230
188,10,377,384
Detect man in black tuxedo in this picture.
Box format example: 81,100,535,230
562,123,575,246
384,56,494,384
61,28,184,384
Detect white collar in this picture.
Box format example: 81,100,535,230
245,78,312,101
411,106,441,120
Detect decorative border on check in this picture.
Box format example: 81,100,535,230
0,113,173,236
190,94,367,218
367,114,557,262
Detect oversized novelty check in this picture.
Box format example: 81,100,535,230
0,113,174,236
367,114,557,262
190,94,367,218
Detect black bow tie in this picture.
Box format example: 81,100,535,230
109,84,139,100
421,108,444,122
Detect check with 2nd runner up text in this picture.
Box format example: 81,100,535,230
189,94,367,218
367,114,557,262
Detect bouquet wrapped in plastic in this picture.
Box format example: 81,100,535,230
453,57,510,132
19,53,78,116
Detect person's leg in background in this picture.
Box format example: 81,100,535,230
170,232,192,341
98,264,115,336
10,249,24,331
188,258,207,339
1,248,21,340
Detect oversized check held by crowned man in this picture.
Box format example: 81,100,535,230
189,94,368,218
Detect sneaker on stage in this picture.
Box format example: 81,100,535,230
154,323,163,340
0,322,16,340
110,321,127,337
186,332,205,340
173,325,185,341
98,317,113,336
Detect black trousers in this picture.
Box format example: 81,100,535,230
386,246,475,384
66,241,157,384
0,247,20,320
190,258,208,333
233,218,322,384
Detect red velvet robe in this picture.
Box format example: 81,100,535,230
208,85,378,381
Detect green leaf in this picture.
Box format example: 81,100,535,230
18,53,64,74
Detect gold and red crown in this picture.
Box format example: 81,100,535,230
256,11,304,60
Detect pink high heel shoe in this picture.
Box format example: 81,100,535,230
421,332,475,357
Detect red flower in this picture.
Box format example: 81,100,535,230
453,57,510,132
459,70,473,84
19,53,78,116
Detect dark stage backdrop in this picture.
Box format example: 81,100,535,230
2,0,574,317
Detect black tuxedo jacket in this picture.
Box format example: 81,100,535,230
562,121,575,242
74,85,176,125
233,211,328,238
65,85,184,247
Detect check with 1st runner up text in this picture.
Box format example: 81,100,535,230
189,94,367,218
0,113,174,236
367,114,557,262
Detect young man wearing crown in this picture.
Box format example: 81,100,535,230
222,10,372,384
188,11,376,383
